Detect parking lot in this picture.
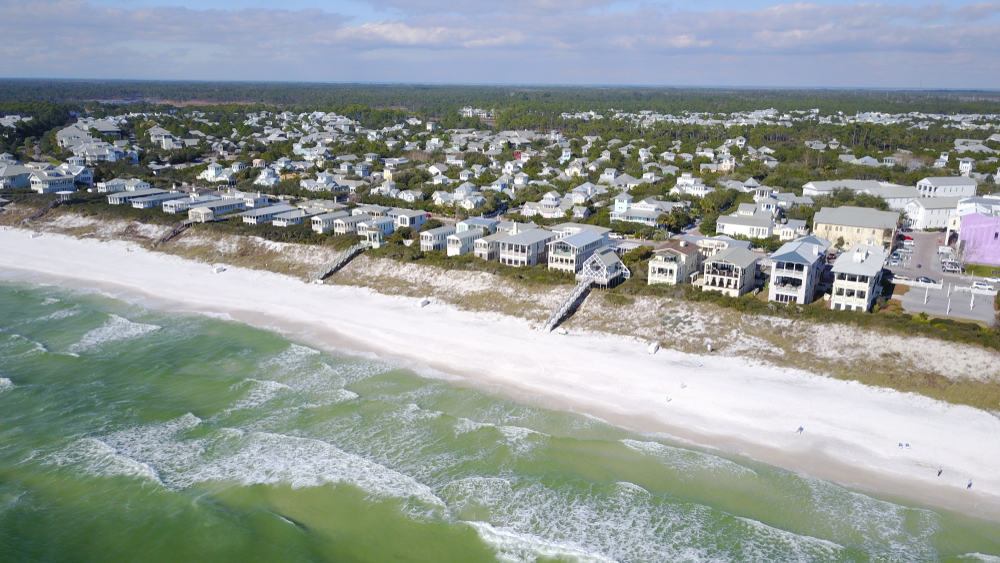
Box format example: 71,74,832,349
885,231,998,324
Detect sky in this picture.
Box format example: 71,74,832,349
2,0,1000,89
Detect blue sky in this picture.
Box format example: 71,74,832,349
3,0,1000,88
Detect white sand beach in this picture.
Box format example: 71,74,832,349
2,228,999,520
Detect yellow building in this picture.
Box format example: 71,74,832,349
812,206,899,250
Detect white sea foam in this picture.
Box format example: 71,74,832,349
95,414,446,510
67,314,160,354
226,378,293,412
452,416,545,456
620,438,757,478
800,475,940,559
0,378,13,393
3,333,48,357
441,475,847,561
48,437,163,485
37,306,79,321
956,554,1000,562
40,297,60,306
467,520,614,563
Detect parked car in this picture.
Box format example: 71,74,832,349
888,259,901,267
985,276,1000,284
916,276,936,284
972,281,996,291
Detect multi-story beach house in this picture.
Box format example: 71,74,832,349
546,230,607,273
697,246,759,297
240,204,298,225
332,213,370,234
311,211,350,233
420,225,456,252
498,229,555,267
916,176,977,198
577,248,631,288
648,240,703,285
446,227,484,256
830,244,887,312
390,208,429,231
767,236,831,305
812,206,899,250
189,199,247,223
474,231,508,261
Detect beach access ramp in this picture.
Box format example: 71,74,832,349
541,279,593,332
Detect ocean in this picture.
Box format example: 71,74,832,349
1,280,999,562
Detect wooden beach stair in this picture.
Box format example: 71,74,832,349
541,279,593,332
313,241,371,282
153,220,192,248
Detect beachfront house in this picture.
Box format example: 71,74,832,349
390,209,429,231
696,246,759,297
830,244,887,312
240,203,298,225
648,240,703,285
767,236,831,305
812,206,899,250
130,191,187,209
420,225,456,252
333,213,370,235
311,211,350,234
107,187,167,205
446,227,485,256
577,248,631,288
498,229,555,267
474,232,507,261
546,230,607,273
188,199,246,223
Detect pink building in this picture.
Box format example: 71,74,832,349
960,213,1000,266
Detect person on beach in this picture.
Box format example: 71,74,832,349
796,426,804,434
937,468,943,477
968,480,973,489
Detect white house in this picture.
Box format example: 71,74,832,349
546,230,607,273
916,177,977,198
767,236,831,305
648,240,703,285
391,208,429,231
446,227,485,256
419,225,456,252
904,197,960,230
697,246,759,297
498,229,555,267
830,244,887,312
311,211,350,233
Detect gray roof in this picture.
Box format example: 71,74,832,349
771,237,830,265
831,244,887,276
500,229,555,246
550,230,603,249
710,246,759,269
718,213,772,228
908,196,962,210
920,176,977,186
813,206,899,230
422,225,456,237
241,204,298,218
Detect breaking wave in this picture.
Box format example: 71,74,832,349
67,314,160,354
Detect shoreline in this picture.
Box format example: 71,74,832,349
2,227,1000,522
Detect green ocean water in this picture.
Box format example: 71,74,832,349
1,281,999,562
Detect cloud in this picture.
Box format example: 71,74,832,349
0,0,997,87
